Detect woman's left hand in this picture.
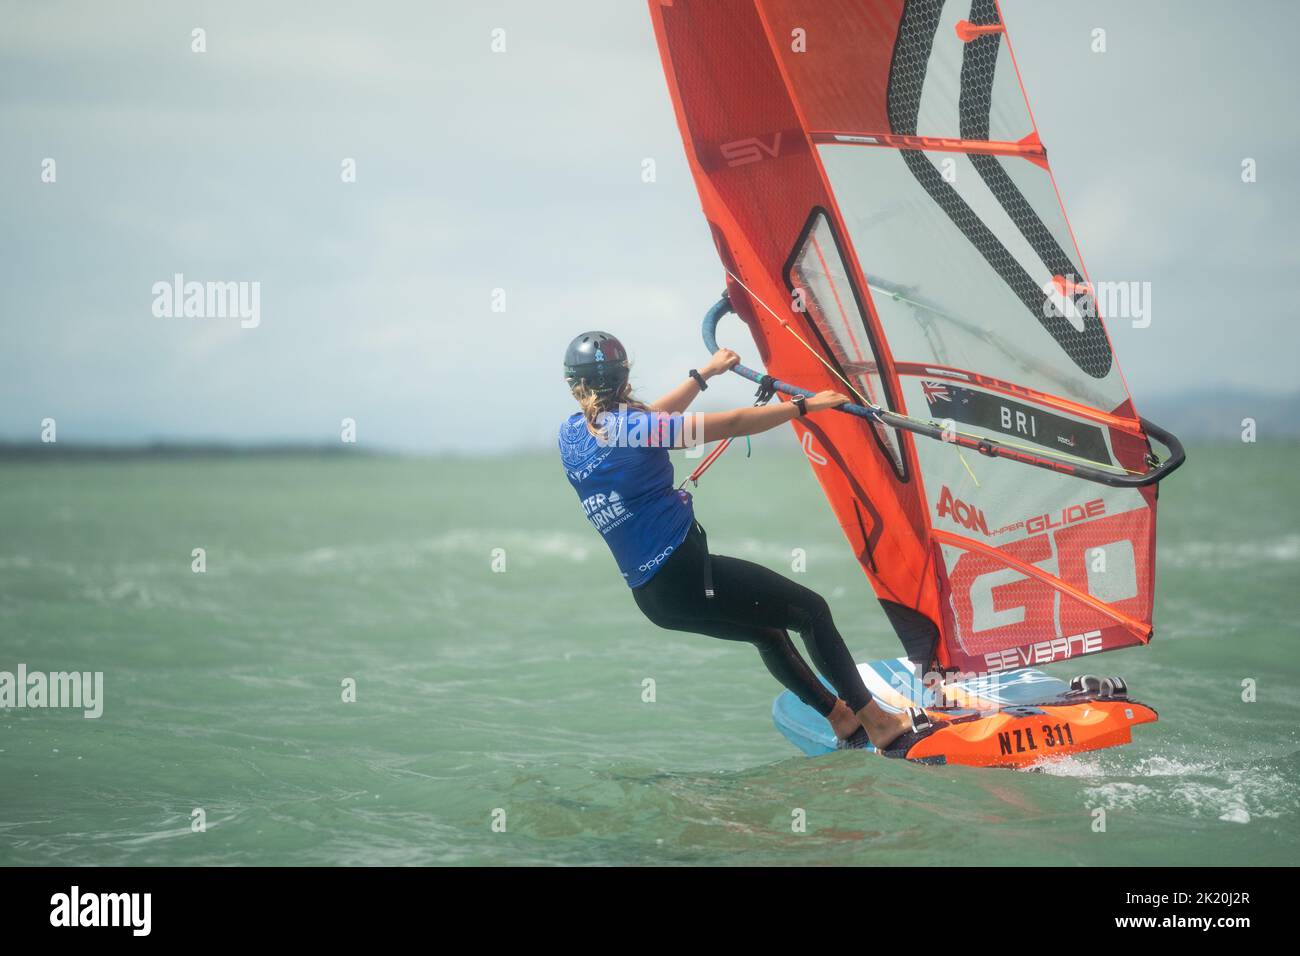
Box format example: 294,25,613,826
702,348,740,379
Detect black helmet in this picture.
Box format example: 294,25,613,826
563,331,629,393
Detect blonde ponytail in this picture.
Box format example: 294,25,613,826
571,380,650,439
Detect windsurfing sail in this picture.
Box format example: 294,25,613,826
650,0,1185,676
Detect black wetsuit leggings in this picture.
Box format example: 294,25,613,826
632,523,872,716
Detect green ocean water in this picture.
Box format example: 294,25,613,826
1,443,1297,867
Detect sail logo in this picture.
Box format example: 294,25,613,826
721,133,782,167
1025,498,1105,534
984,630,1104,672
800,430,827,466
937,485,989,536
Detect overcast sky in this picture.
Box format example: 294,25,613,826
2,0,1295,452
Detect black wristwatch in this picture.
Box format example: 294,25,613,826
793,395,808,417
689,369,708,390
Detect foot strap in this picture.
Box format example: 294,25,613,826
907,707,934,734
836,727,870,750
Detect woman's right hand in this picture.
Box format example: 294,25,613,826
805,390,850,412
702,348,740,379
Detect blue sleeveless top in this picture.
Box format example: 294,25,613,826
558,408,694,588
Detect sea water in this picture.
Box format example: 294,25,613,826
1,444,1296,866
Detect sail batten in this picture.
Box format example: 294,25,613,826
809,131,1046,161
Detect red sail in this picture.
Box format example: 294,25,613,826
650,0,1163,674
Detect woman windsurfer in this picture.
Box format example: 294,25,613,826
557,330,930,750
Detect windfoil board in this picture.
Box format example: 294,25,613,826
773,657,1156,768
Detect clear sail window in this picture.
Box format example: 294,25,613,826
787,209,906,478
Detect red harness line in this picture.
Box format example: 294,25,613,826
679,374,775,490
682,437,735,487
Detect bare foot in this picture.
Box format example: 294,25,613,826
827,700,862,739
856,701,916,750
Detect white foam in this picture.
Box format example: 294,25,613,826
1160,534,1300,569
1081,754,1295,821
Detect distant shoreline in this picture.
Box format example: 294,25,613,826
0,442,384,461
0,437,1290,462
2,392,1295,459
